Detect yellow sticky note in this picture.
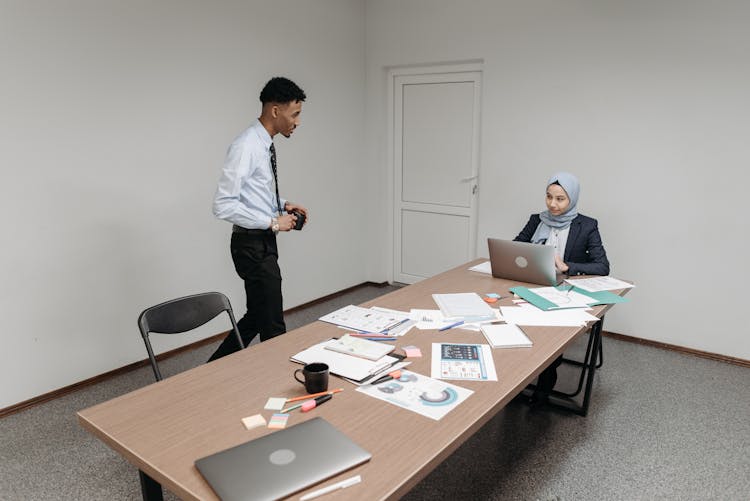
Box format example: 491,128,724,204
241,414,266,430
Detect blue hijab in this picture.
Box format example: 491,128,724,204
530,172,580,244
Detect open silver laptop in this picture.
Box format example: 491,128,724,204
487,238,563,286
195,417,371,501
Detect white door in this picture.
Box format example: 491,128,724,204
390,66,482,284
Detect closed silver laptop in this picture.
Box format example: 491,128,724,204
487,238,562,286
195,417,371,501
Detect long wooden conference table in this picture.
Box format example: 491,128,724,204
77,259,627,500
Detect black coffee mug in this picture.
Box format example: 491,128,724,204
294,362,329,393
291,210,306,230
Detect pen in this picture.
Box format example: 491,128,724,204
285,388,343,404
280,401,305,413
301,394,332,412
347,332,393,338
370,369,402,385
299,475,362,501
438,320,464,332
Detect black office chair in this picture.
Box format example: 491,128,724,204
137,292,244,381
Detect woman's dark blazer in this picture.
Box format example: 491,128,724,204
514,214,610,276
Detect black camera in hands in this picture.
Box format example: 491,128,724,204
291,210,306,230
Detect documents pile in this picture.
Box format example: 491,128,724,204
407,293,499,331
291,336,408,386
318,304,413,336
498,283,630,329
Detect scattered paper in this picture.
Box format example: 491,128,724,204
529,286,598,309
371,306,416,336
264,397,286,411
565,276,635,292
410,309,456,330
481,324,533,348
500,304,598,327
319,304,409,333
468,261,491,274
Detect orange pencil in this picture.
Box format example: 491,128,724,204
285,388,343,403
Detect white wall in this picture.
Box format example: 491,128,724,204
365,1,750,359
0,0,366,409
3,0,748,410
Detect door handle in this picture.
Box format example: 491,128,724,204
459,175,478,183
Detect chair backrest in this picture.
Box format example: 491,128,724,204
137,292,243,381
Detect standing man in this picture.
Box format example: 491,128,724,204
209,77,308,361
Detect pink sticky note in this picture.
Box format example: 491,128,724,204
403,345,422,358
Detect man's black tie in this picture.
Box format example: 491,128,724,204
269,143,282,216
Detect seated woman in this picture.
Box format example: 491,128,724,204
514,171,610,405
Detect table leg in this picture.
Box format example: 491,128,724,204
523,318,603,416
577,319,603,416
139,470,164,501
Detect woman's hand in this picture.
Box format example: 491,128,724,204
554,255,570,273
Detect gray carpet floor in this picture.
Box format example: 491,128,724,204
1,283,748,500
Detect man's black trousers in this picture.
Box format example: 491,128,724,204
208,230,286,361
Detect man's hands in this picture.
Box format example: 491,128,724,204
277,202,308,231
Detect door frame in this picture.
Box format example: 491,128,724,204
386,62,483,284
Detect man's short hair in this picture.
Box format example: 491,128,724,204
259,77,306,104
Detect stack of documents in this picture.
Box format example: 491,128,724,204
409,308,501,331
324,334,394,361
291,339,405,385
432,293,496,322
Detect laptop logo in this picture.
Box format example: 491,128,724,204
269,449,296,465
515,256,528,268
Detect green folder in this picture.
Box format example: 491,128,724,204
509,285,629,311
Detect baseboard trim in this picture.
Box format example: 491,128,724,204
0,281,391,419
6,283,745,419
0,331,228,419
602,331,749,368
284,281,392,315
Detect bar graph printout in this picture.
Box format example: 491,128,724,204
431,343,497,381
